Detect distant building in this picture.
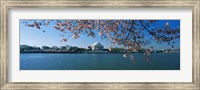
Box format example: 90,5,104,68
90,42,104,51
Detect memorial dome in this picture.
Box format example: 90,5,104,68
91,42,104,51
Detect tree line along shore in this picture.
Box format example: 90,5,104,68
20,45,180,53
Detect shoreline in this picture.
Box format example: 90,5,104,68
20,52,180,54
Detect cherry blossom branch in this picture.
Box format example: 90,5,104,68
125,20,134,41
84,20,88,24
139,20,159,40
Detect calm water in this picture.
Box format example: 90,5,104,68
20,53,180,70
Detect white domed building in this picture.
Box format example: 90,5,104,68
90,42,104,51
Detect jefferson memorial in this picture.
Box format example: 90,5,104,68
89,42,104,51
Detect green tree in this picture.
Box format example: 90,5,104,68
42,46,50,50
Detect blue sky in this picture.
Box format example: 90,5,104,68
20,20,180,50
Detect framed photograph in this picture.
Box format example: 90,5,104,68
1,0,199,90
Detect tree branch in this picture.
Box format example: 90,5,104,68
99,20,101,30
84,20,88,24
125,20,134,40
139,20,159,40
